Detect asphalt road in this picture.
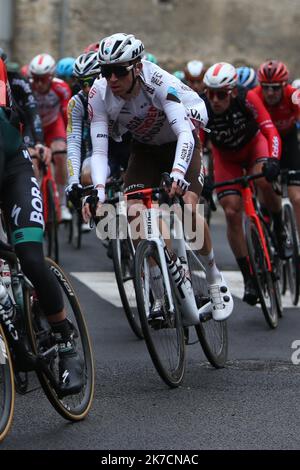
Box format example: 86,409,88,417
2,207,300,451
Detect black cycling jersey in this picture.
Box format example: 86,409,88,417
8,71,44,147
201,87,259,151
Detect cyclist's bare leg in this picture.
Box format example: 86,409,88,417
216,191,256,303
51,139,67,206
251,160,293,259
250,161,281,212
219,194,247,258
183,190,223,284
183,190,233,318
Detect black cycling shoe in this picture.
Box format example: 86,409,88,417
243,277,259,306
276,227,293,260
57,340,84,397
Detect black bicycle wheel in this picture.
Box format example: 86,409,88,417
263,220,283,319
134,240,186,388
284,203,300,306
186,249,228,368
25,258,94,421
0,325,15,442
45,181,59,264
111,235,143,339
245,218,279,329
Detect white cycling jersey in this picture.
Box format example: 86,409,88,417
67,91,91,184
89,60,208,190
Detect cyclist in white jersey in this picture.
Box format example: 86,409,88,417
85,33,234,321
66,52,101,191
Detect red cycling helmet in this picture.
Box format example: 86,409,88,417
84,42,99,53
257,60,289,84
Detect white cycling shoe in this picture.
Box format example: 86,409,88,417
60,205,72,222
208,273,234,321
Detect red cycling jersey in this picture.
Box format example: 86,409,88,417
32,77,71,128
0,58,8,106
253,84,300,137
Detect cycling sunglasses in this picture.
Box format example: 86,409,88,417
31,74,51,83
101,64,134,79
261,83,282,91
78,77,95,88
207,89,232,100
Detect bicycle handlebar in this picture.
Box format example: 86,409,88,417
213,172,265,190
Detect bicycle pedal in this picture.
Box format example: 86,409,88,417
38,344,58,361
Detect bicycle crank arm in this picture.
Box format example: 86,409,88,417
198,301,213,322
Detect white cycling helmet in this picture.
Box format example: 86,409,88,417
185,60,204,79
29,53,56,76
204,62,238,89
97,33,144,65
73,52,101,78
292,78,300,90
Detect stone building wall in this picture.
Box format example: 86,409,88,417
10,0,300,76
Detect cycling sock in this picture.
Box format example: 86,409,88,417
150,265,164,299
236,256,252,282
198,249,221,285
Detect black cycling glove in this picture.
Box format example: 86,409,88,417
262,158,280,182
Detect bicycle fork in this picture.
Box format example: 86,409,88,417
143,208,211,327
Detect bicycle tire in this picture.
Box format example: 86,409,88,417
280,260,287,296
284,203,300,305
186,249,228,368
111,236,143,339
0,324,15,442
245,218,278,329
75,211,82,249
263,220,283,319
134,240,186,387
25,258,94,421
45,181,59,264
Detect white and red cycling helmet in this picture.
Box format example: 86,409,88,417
203,62,238,89
29,53,56,76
